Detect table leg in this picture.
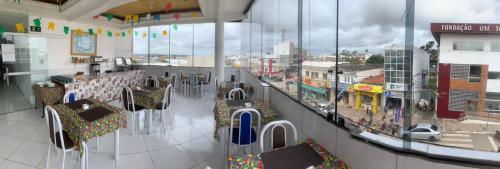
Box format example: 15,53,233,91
115,129,120,161
42,103,46,118
81,141,86,169
148,109,153,134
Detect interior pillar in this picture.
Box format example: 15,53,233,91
214,0,225,81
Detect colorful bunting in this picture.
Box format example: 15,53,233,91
106,14,113,21
93,15,99,20
48,21,55,31
97,27,103,35
107,31,112,37
88,29,94,35
153,15,160,21
75,29,83,36
0,26,5,36
132,15,139,23
33,18,41,27
115,32,120,37
64,26,70,35
134,31,138,36
162,30,168,36
128,29,132,35
173,24,178,31
121,32,125,37
142,32,147,38
125,15,132,22
15,23,25,33
146,13,151,20
191,12,199,17
152,32,157,39
164,2,172,12
174,13,180,21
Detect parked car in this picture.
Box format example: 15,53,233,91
400,123,442,141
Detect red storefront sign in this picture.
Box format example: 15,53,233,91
431,23,500,34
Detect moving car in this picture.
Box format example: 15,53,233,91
401,123,442,141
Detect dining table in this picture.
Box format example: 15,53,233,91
217,81,253,99
33,84,64,118
52,99,127,169
227,138,350,169
159,77,171,88
132,86,166,134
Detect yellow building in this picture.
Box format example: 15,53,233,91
353,75,385,113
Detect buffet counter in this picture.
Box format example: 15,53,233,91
63,70,145,102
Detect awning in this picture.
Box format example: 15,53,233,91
302,84,327,94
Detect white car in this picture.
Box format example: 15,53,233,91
401,124,442,141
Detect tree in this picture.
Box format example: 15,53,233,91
366,54,384,65
420,41,438,65
340,50,362,64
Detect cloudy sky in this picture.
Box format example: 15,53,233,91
134,0,500,56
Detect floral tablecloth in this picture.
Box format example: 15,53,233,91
33,85,64,106
217,81,253,99
213,99,278,141
133,87,166,109
159,78,171,88
52,99,127,156
228,138,351,169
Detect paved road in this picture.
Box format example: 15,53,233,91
431,133,499,152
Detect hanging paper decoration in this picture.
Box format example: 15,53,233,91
107,31,112,37
64,26,70,35
134,31,138,36
121,32,125,37
115,32,120,37
191,12,199,17
33,18,41,27
132,15,139,23
93,15,99,20
106,14,113,21
174,13,180,21
48,21,55,31
88,29,94,35
173,24,178,31
128,29,132,35
15,23,25,33
0,26,5,36
164,2,172,12
152,32,157,39
142,32,147,38
146,13,151,20
154,15,161,21
125,15,132,22
97,27,103,35
162,30,168,36
12,0,21,4
75,29,83,36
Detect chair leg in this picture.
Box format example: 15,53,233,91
168,108,173,124
96,137,100,151
131,112,136,136
61,152,66,169
162,110,167,133
46,144,52,169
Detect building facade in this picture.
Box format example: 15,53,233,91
432,23,500,119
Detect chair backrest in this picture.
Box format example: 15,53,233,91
229,88,246,100
63,90,79,103
231,74,236,82
188,73,198,86
44,106,67,150
165,72,169,77
145,76,159,88
120,86,137,112
207,71,211,83
259,120,298,152
160,84,172,110
171,74,177,88
230,108,262,146
214,77,218,97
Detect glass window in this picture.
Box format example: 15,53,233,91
170,24,193,67
469,65,481,82
453,41,484,51
149,25,170,66
489,72,500,80
132,27,149,65
491,42,500,52
225,23,242,68
194,23,215,67
250,0,263,75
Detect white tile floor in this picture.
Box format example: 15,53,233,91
0,90,224,169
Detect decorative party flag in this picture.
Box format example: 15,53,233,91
15,23,25,33
115,32,120,37
33,18,41,27
125,15,132,22
142,32,147,38
93,15,99,20
75,29,83,36
107,31,112,37
191,12,199,17
173,24,178,31
154,15,160,21
132,15,139,23
48,21,55,31
97,27,103,35
174,13,180,21
128,29,132,35
106,14,113,21
152,32,157,39
162,30,168,36
88,29,94,35
0,26,4,35
164,2,172,12
121,32,125,37
146,13,151,20
64,26,70,35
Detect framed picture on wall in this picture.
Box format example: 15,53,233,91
71,30,97,56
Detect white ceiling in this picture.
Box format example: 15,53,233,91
0,0,251,28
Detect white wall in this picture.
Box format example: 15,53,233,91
28,15,132,76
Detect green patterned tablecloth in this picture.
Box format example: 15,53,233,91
52,99,127,156
228,138,351,169
33,85,64,106
213,99,278,141
217,81,253,99
133,87,166,109
159,78,171,88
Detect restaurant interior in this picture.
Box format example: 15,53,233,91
0,0,499,169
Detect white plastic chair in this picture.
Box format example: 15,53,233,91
144,75,159,88
259,120,298,153
154,84,173,133
228,108,261,155
228,88,246,100
63,90,79,103
120,86,146,136
44,106,87,169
